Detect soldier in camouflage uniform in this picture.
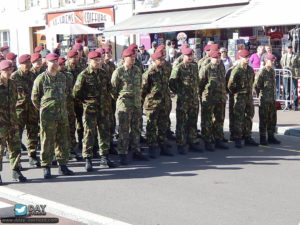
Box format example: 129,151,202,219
172,43,189,67
197,45,211,70
0,60,27,183
11,54,40,167
102,47,118,153
228,50,259,148
254,54,281,145
6,52,18,72
32,53,74,179
169,48,202,154
117,44,144,73
111,48,149,165
226,66,236,141
73,43,87,71
199,51,228,151
142,51,174,158
66,50,84,151
73,51,116,171
30,53,44,79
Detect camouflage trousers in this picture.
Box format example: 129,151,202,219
17,107,39,156
82,111,110,158
74,101,84,143
176,102,199,145
166,96,172,132
110,99,116,142
40,119,70,167
229,93,234,135
259,101,277,137
201,101,225,143
146,107,169,147
117,107,142,154
0,125,21,171
233,94,254,140
67,103,76,151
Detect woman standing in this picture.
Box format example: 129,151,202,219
220,47,232,72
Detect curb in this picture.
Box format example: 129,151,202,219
0,187,131,225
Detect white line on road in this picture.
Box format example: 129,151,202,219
0,187,132,225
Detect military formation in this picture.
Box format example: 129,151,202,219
0,41,281,184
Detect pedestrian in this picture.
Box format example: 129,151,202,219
169,48,202,154
111,48,149,165
11,54,40,167
199,50,228,151
148,41,157,56
250,45,264,70
0,60,27,183
6,52,18,72
31,53,74,179
220,47,233,72
73,51,116,171
142,51,174,158
168,40,177,63
53,43,61,56
73,43,87,70
254,54,281,145
137,44,150,67
228,49,259,148
280,43,300,110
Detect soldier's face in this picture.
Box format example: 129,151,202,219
21,60,32,72
58,64,66,71
154,58,164,68
33,58,43,69
69,56,77,64
183,54,194,63
77,50,83,58
211,57,220,65
89,58,101,70
1,68,12,79
124,55,135,66
105,52,111,60
265,59,275,67
47,59,59,71
240,56,250,65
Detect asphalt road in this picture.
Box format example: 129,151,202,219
1,131,300,225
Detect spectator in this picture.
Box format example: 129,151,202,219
250,45,264,69
168,40,177,63
165,40,171,61
137,44,150,66
261,44,280,68
148,41,157,56
220,47,232,72
53,43,61,56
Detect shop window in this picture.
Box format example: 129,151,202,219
0,31,10,47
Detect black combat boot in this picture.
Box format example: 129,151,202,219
189,143,203,152
215,140,229,149
119,154,129,166
235,139,243,148
28,152,41,168
133,151,149,161
92,144,100,159
99,155,117,168
268,135,281,144
160,144,174,156
58,165,74,176
12,168,27,182
21,143,27,152
148,146,161,159
244,137,259,146
43,166,51,179
85,157,93,172
205,142,215,152
177,145,188,155
260,136,268,145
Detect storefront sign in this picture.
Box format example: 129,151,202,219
47,8,114,27
139,34,151,50
135,0,249,13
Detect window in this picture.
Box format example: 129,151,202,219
0,31,10,47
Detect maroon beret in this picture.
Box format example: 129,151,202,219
19,54,31,64
6,52,17,60
31,53,41,63
180,43,189,50
58,57,66,65
73,43,83,51
181,48,193,55
0,60,12,70
75,38,83,43
34,46,43,53
209,50,221,58
104,47,111,53
45,53,59,61
151,51,164,61
155,45,165,53
265,54,276,61
88,51,101,59
122,48,135,57
239,50,251,58
0,46,9,52
210,44,219,51
95,48,105,55
128,44,138,50
204,45,211,51
67,50,78,58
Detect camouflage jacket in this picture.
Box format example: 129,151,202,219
66,62,82,86
254,66,276,103
142,65,169,110
111,64,142,110
280,53,300,78
0,78,19,130
78,56,88,71
62,70,74,112
198,55,210,70
228,64,255,95
30,66,43,80
117,59,144,74
199,62,226,103
169,62,199,105
11,69,37,115
103,61,116,79
73,67,111,114
173,55,183,67
31,71,68,121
